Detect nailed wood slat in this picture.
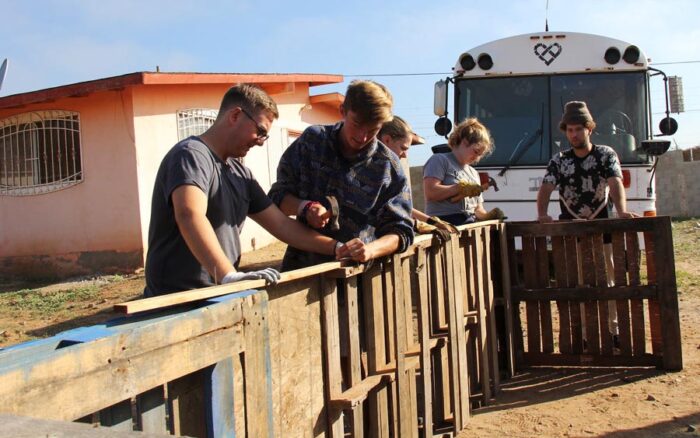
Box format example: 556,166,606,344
345,276,364,437
414,249,434,438
564,235,583,354
522,236,541,354
643,231,664,356
578,235,600,355
115,261,347,314
321,278,344,437
362,266,391,438
551,235,571,354
482,227,501,395
611,232,633,356
497,224,516,377
592,235,613,355
535,236,554,353
652,218,683,370
626,231,646,356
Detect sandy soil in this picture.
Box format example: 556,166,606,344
1,222,699,437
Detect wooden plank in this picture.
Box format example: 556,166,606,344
482,227,501,395
551,235,571,354
643,230,663,356
0,294,248,422
473,229,492,405
265,279,325,437
521,236,541,354
626,231,646,356
392,255,417,438
611,232,633,356
429,246,448,335
241,294,273,438
168,371,207,438
497,224,516,377
115,261,347,314
135,386,167,434
444,235,470,431
511,285,658,301
362,266,391,438
565,236,583,354
535,236,554,353
414,250,434,438
506,217,656,237
320,278,344,437
578,235,600,354
401,256,420,436
345,276,364,437
521,352,662,368
0,413,173,438
593,235,613,355
329,374,392,410
652,218,683,371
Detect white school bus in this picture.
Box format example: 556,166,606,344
432,31,678,221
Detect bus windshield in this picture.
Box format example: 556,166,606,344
455,72,649,166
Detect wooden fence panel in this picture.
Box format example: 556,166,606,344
507,217,681,371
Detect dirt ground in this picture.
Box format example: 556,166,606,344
1,220,699,437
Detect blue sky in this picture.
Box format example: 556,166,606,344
2,0,698,165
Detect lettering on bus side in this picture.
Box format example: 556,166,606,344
529,177,544,192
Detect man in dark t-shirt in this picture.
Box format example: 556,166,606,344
145,85,346,296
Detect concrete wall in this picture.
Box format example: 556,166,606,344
655,147,700,217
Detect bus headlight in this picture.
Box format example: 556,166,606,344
623,45,640,64
478,53,493,70
604,47,621,64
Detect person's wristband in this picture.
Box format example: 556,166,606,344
334,240,343,255
427,216,437,225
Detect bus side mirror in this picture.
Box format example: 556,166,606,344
640,139,671,156
434,80,447,116
659,117,678,136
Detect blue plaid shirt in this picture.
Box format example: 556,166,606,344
269,122,414,270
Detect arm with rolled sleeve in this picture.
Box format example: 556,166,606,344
371,169,415,255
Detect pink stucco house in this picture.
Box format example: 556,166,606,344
0,72,344,278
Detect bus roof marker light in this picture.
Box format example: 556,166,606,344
623,45,640,64
604,47,621,64
459,53,476,71
478,53,493,70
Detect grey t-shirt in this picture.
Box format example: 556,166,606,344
145,136,271,296
423,152,483,217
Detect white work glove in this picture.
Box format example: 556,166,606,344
221,268,281,285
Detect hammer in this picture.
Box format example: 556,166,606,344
324,195,340,230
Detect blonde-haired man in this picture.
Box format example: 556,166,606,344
269,80,414,270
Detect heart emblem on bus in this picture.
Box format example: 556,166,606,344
534,42,562,65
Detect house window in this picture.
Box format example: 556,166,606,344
0,110,82,196
177,108,218,140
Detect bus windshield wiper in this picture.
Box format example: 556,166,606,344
498,104,544,177
498,128,543,176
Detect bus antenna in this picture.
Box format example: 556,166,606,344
545,0,550,31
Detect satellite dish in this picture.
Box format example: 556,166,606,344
0,59,8,92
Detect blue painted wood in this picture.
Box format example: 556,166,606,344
205,359,236,438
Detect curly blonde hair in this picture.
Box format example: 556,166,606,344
447,118,494,162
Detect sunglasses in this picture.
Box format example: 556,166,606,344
240,107,270,141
